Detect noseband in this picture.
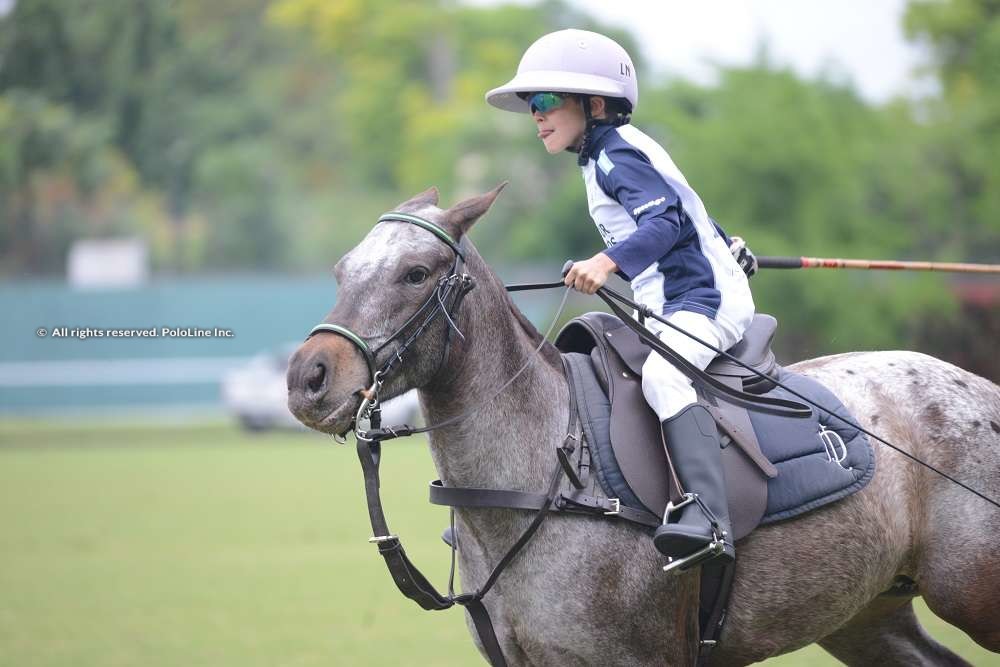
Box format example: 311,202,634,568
306,212,474,440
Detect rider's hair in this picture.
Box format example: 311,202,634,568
576,95,632,166
601,96,633,122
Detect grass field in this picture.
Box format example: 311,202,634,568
1,420,995,666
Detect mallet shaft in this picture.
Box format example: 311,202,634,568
757,256,1000,274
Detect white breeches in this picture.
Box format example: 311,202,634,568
641,310,746,421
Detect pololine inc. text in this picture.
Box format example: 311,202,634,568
41,327,235,339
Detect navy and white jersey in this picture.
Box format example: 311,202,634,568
581,124,754,331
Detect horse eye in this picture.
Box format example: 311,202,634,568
405,267,429,285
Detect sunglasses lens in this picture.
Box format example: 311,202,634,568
529,92,565,114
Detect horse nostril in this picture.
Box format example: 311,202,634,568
305,362,327,394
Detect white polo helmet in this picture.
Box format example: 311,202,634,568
485,29,638,114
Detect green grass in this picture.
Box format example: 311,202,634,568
0,420,995,666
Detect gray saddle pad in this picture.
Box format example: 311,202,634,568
748,367,875,524
562,350,875,533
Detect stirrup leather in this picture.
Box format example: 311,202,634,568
660,493,729,574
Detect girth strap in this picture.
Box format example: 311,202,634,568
697,560,737,665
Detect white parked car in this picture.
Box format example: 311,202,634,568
221,343,421,432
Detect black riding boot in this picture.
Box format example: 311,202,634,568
652,403,735,566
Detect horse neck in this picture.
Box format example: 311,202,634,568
420,252,569,492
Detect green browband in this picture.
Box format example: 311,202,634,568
377,212,464,259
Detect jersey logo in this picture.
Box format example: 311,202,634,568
597,223,617,247
596,149,615,175
632,196,666,217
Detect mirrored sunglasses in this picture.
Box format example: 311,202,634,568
528,92,567,114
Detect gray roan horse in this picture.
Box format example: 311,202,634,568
286,185,1000,666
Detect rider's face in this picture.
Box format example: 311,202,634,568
531,95,586,154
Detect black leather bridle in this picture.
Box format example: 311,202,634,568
306,211,475,442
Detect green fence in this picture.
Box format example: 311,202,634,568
1,276,337,415
1,270,558,417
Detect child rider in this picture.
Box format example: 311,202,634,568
486,29,758,566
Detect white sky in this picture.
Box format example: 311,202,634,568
477,0,930,103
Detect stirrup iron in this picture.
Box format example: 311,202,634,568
659,493,728,575
662,537,726,574
662,492,697,522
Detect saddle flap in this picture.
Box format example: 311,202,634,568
603,343,674,517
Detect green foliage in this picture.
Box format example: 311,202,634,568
0,89,159,274
0,0,302,272
0,0,996,356
904,0,1000,263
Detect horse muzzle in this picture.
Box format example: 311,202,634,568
286,335,368,434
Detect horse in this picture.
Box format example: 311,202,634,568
286,184,1000,666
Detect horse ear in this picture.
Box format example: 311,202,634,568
445,181,508,236
396,186,439,211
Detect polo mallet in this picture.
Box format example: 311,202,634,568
757,256,1000,274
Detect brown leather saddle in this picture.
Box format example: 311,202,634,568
554,312,782,541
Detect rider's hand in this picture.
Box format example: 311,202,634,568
564,253,618,294
729,236,758,278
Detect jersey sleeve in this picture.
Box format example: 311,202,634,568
593,145,684,281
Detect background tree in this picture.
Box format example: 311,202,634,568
904,0,1000,378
